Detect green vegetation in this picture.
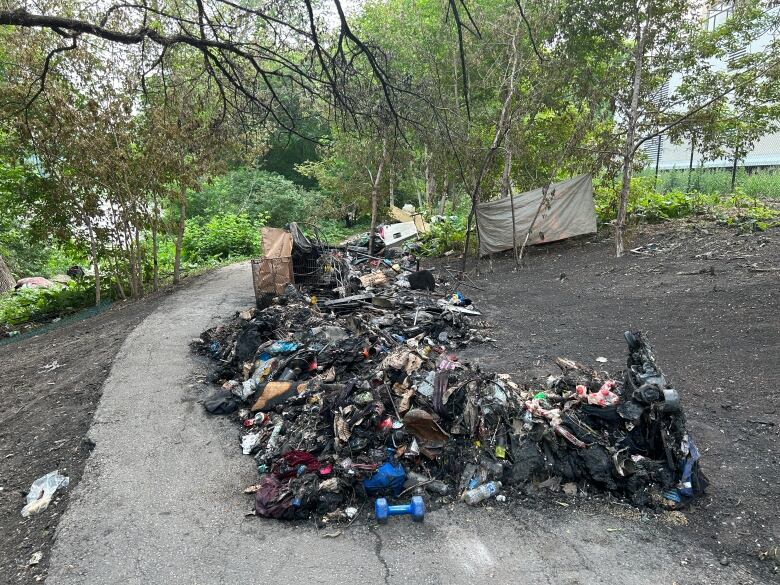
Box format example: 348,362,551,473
183,213,265,263
0,280,108,326
595,176,779,230
640,168,780,199
189,169,327,227
1,0,780,330
418,217,471,257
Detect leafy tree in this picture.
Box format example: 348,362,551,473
190,169,325,227
563,0,780,255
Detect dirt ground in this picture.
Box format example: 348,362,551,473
0,220,777,584
446,220,779,580
0,290,169,584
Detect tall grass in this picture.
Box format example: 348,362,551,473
638,168,780,198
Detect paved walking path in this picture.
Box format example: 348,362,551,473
46,263,764,585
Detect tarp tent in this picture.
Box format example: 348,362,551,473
476,174,597,256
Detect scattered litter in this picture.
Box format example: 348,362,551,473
28,551,43,566
463,481,502,505
562,482,578,496
595,356,608,363
322,531,342,538
39,360,63,373
21,471,69,517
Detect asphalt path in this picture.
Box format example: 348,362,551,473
46,262,766,585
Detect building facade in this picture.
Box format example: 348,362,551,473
650,2,780,170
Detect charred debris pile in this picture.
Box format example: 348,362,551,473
194,250,706,523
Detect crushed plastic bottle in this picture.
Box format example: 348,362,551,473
463,481,502,505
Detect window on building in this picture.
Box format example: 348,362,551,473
644,135,664,166
706,2,734,31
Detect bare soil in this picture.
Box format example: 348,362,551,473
0,291,169,584
446,220,779,580
0,220,777,584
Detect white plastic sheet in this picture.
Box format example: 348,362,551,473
21,470,69,517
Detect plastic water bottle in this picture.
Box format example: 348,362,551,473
463,481,502,505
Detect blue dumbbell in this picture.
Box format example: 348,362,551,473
375,495,425,524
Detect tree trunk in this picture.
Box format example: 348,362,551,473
501,149,519,266
173,195,186,285
438,178,448,215
85,216,101,306
448,176,458,211
389,175,395,209
126,242,138,298
616,16,647,258
0,255,15,292
517,185,554,266
152,222,159,292
111,254,127,300
731,145,740,192
424,149,436,209
687,134,696,191
460,25,521,274
134,226,143,296
368,137,388,256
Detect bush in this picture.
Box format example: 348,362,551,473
183,213,265,262
309,218,371,244
418,215,469,256
717,189,780,232
594,176,656,224
0,279,107,326
594,177,722,224
595,175,778,229
190,169,326,227
630,190,719,223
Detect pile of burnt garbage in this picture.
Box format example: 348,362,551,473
194,266,706,524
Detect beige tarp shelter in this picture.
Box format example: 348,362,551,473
476,174,596,256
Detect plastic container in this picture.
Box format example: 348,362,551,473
463,481,502,505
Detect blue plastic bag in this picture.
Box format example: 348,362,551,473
268,341,300,355
363,459,406,496
677,436,701,498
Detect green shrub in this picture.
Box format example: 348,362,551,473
717,189,780,232
307,218,371,245
595,176,727,224
630,189,719,222
594,176,656,224
190,169,326,227
418,215,469,256
183,212,265,262
596,174,779,229
0,279,107,326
